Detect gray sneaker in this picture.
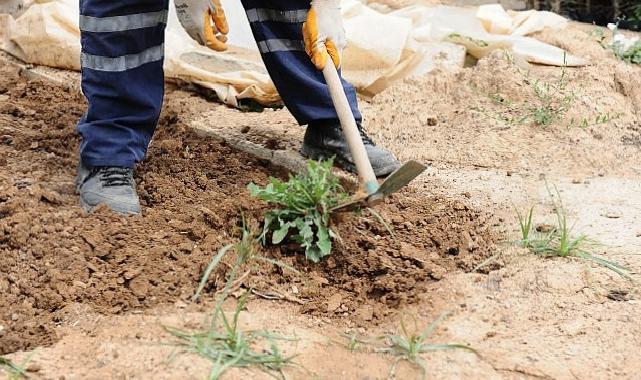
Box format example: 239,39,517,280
76,161,142,215
301,121,401,177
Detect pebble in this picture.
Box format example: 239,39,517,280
602,211,622,219
326,293,343,312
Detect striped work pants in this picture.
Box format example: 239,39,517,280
77,0,361,168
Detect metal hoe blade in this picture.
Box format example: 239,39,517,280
331,160,427,213
376,160,427,197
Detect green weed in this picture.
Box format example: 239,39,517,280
339,313,475,379
168,221,301,379
633,4,641,21
475,52,579,128
568,113,621,129
514,187,630,279
0,354,33,380
527,57,573,126
516,205,535,246
166,292,297,380
607,24,641,65
587,27,607,44
248,159,348,263
611,40,641,64
193,219,297,302
337,332,382,352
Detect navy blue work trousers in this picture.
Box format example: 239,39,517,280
77,0,361,168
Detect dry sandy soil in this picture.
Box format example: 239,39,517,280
1,22,641,380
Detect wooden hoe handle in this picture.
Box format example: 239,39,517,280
322,63,379,196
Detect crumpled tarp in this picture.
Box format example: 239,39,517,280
0,0,586,107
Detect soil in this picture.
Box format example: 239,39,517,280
1,21,641,380
0,63,497,356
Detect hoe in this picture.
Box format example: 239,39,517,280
322,63,427,212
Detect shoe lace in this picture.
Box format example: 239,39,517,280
94,167,134,187
358,125,376,146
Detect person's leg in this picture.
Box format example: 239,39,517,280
240,0,400,176
76,0,169,214
240,0,359,125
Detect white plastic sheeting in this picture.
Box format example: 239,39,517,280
0,0,585,107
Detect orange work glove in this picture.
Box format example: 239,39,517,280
303,0,347,70
175,0,229,51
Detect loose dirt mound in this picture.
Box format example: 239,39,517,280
364,28,641,177
0,64,498,355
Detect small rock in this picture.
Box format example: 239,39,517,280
453,202,467,211
571,178,582,184
355,304,374,321
430,265,447,280
602,211,622,219
291,285,299,294
424,115,438,126
607,289,632,302
26,363,41,372
326,293,343,312
460,230,474,252
536,223,555,233
123,268,141,280
128,277,150,298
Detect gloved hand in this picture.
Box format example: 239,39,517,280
175,0,229,51
303,0,347,70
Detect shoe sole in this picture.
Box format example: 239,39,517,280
301,145,399,178
79,196,141,215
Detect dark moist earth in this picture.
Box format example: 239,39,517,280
0,64,499,355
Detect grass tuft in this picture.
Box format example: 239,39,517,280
514,186,631,279
193,219,297,302
167,221,300,379
0,354,33,380
166,292,297,380
339,313,475,379
607,24,641,65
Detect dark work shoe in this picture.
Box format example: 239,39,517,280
301,121,401,177
76,161,141,215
